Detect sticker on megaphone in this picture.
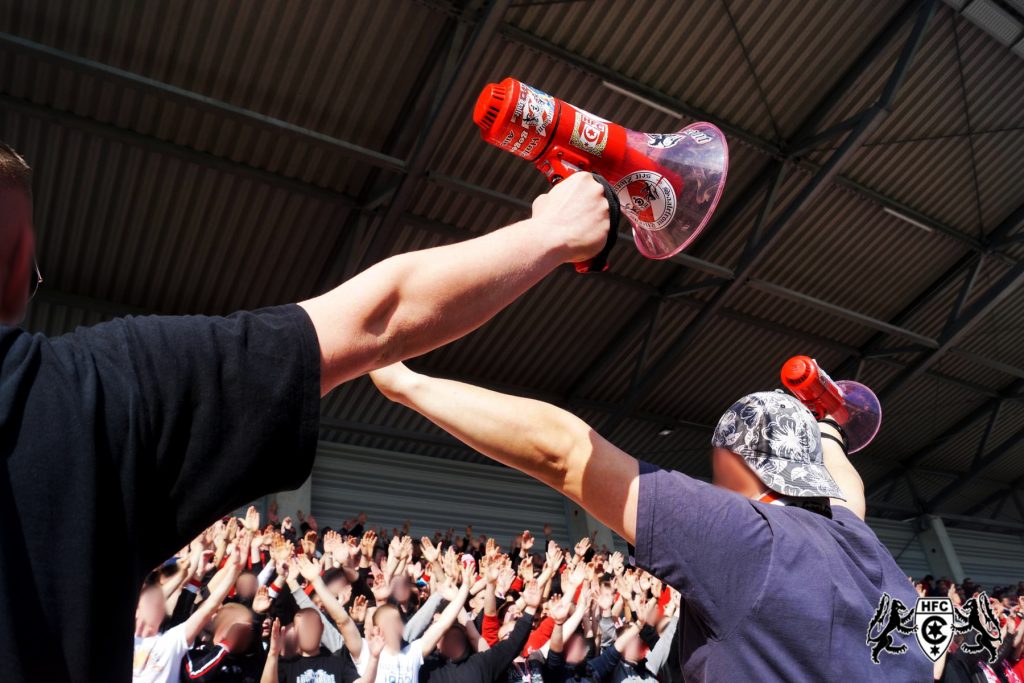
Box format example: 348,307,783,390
473,78,729,268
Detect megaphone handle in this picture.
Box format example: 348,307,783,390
574,173,620,273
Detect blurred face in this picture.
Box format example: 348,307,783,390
235,573,258,601
136,587,165,629
393,577,412,603
438,627,469,660
622,634,645,663
358,513,367,524
213,605,254,653
711,447,763,497
295,612,325,654
564,632,588,665
0,187,34,325
374,606,404,649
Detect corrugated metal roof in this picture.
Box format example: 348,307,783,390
4,0,1024,527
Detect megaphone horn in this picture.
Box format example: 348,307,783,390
781,356,883,454
473,78,729,268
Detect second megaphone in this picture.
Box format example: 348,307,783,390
473,78,728,263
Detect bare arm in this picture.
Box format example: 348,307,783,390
261,619,281,683
297,555,364,660
419,569,472,657
372,363,640,543
300,173,610,396
820,421,866,520
183,547,244,645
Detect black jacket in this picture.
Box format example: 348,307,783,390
421,613,534,682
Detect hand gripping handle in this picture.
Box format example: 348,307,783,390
574,173,620,274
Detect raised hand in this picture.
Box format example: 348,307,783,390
485,537,500,560
549,595,572,624
350,595,369,623
269,618,283,656
252,585,272,614
270,536,294,568
574,536,591,558
545,544,564,573
367,627,386,657
244,505,260,532
361,531,377,559
372,573,392,604
522,580,542,610
296,553,322,582
421,537,441,564
521,530,535,554
608,551,624,575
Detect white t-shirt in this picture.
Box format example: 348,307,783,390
132,623,191,683
355,638,423,683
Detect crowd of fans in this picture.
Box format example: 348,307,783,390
134,505,681,683
914,575,1024,682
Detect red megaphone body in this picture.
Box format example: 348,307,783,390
781,356,882,454
473,78,728,265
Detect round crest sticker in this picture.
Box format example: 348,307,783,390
614,171,677,232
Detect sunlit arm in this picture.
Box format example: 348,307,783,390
371,363,639,543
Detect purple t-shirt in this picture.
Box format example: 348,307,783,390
635,461,931,681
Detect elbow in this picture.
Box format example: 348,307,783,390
539,417,593,494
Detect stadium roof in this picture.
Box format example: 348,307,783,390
4,0,1024,530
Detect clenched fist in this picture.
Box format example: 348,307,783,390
531,172,613,265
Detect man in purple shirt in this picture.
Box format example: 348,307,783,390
370,367,933,681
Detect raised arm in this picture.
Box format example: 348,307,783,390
820,420,866,520
371,363,640,543
419,566,472,657
300,173,610,395
296,555,364,660
183,546,245,645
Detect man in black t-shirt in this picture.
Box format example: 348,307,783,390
263,610,382,683
0,140,613,683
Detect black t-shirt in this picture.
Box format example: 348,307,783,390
278,649,361,683
0,305,321,683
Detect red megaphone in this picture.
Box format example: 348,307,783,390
473,78,728,269
781,356,882,454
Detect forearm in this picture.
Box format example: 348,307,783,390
384,374,588,501
260,654,279,683
820,422,866,520
381,369,639,542
309,579,360,655
403,592,442,642
301,218,569,395
646,615,677,673
354,653,380,683
422,588,470,654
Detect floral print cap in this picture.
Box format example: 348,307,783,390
711,390,845,500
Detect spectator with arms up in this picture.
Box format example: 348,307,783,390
0,138,612,683
369,364,932,681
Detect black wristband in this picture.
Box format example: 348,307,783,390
819,418,849,449
820,432,848,454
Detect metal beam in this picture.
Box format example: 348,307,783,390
745,278,940,347
866,379,1024,497
0,32,406,173
0,93,358,209
600,0,938,435
878,259,1024,403
354,0,511,271
927,426,1024,511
